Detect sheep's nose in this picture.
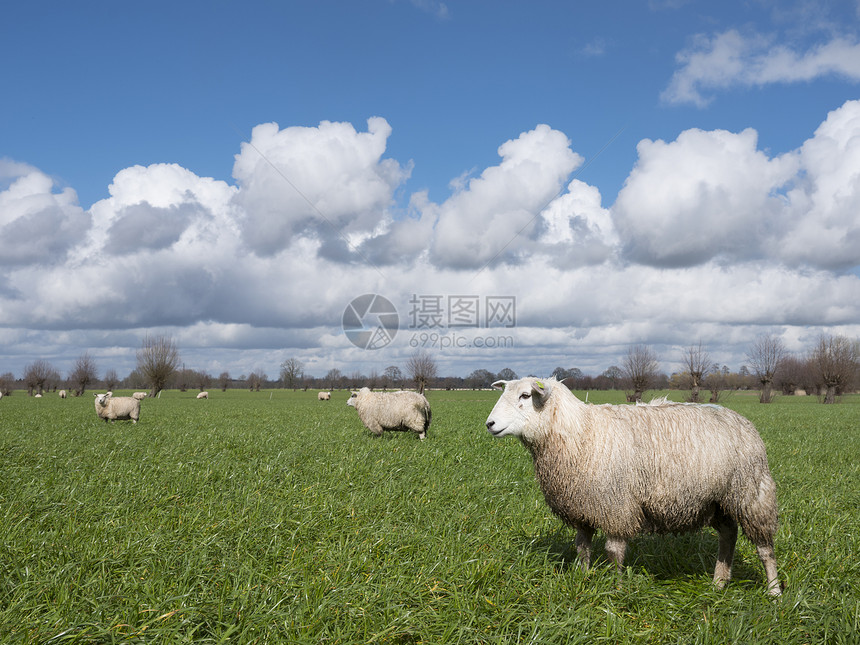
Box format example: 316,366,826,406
486,420,495,430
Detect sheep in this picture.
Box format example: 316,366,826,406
132,391,147,400
197,391,208,399
347,387,431,440
318,391,331,401
94,392,141,424
58,389,67,399
485,377,781,596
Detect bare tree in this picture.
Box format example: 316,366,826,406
68,351,98,396
810,334,858,404
382,365,402,390
247,370,266,391
103,368,118,393
0,372,15,396
219,371,231,391
136,334,180,398
23,359,54,396
405,350,437,395
623,344,658,402
602,365,623,390
704,362,728,403
324,368,343,390
683,341,711,403
466,369,495,389
746,334,786,403
280,358,304,389
196,370,211,392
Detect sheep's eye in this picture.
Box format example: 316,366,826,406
519,392,531,400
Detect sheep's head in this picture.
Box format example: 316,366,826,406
94,393,111,407
347,387,371,408
485,378,553,440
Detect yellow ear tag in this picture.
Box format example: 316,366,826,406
535,381,544,389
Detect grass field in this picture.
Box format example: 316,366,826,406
0,388,858,643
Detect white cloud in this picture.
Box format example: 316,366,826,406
427,124,582,269
2,106,860,379
231,118,411,259
613,127,797,267
0,160,90,268
612,100,860,271
663,30,860,106
777,100,860,269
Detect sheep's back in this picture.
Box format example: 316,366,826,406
355,391,429,430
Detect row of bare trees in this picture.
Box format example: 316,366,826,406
3,334,857,403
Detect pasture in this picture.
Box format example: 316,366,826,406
0,388,858,643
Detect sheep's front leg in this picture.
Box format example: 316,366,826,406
574,526,595,570
604,535,628,573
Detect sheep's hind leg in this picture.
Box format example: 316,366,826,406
574,526,595,570
756,543,781,596
713,514,738,589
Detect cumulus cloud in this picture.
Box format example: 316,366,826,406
0,160,90,267
614,99,860,272
663,30,860,106
427,124,582,269
777,100,860,269
231,118,411,258
613,127,797,267
2,106,860,379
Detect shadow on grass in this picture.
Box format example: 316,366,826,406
514,527,764,586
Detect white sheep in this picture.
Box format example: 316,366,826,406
197,391,208,399
318,391,331,401
94,392,141,424
485,377,781,595
58,389,67,399
347,387,431,440
132,391,147,400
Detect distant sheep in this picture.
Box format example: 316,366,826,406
318,391,331,401
485,377,781,595
34,393,42,398
132,391,147,400
58,389,67,399
347,387,431,440
94,392,140,424
196,391,208,399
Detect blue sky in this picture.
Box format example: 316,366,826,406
2,0,860,382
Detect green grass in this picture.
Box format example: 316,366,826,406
0,389,858,643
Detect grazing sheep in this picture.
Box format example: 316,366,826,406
485,377,781,595
132,391,147,400
196,391,208,399
347,387,431,440
34,393,42,398
94,392,140,424
318,391,331,401
58,389,67,399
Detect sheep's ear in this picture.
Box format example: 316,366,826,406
491,380,507,390
530,379,551,402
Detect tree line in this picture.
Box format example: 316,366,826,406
2,333,857,405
